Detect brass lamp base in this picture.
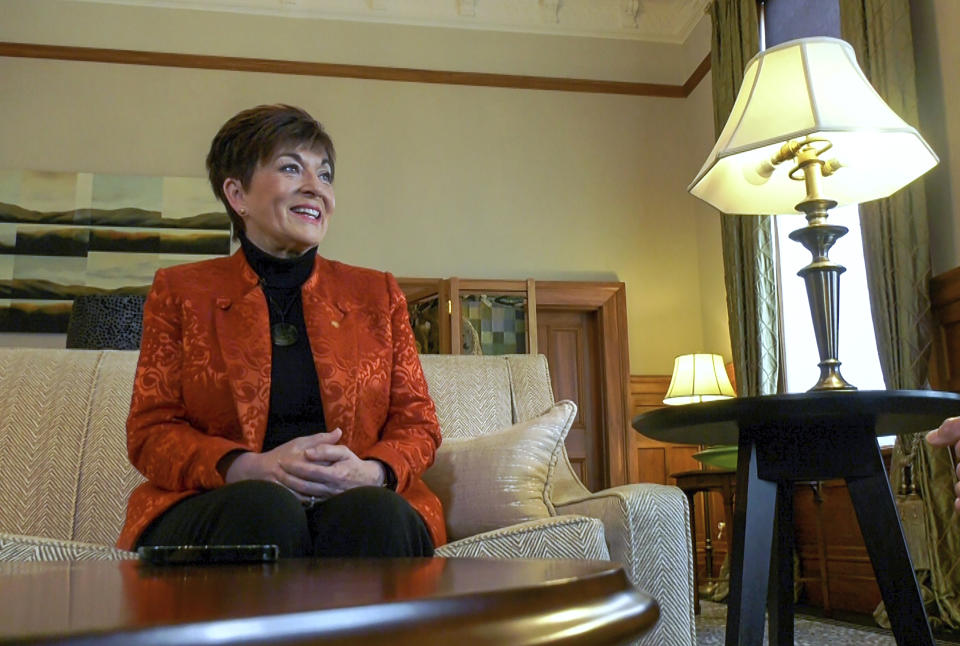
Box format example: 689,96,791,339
788,198,857,392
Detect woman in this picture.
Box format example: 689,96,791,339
116,104,445,557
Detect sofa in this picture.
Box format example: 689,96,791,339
0,348,695,646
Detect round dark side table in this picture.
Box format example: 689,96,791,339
633,389,960,646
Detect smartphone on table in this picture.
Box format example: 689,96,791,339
137,544,279,565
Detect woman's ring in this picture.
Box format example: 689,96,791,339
307,496,318,507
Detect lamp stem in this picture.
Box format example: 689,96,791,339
787,144,857,391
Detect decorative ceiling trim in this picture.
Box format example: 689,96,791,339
0,41,711,97
72,0,711,44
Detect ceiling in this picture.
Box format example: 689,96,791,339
76,0,711,44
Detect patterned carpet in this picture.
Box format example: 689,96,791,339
695,600,960,645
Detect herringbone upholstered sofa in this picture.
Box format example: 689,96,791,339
0,348,695,646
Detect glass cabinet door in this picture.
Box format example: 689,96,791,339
398,277,538,355
398,278,449,354
449,278,537,356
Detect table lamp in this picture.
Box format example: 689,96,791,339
663,353,736,405
688,37,938,391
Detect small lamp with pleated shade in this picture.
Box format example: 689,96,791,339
663,353,737,406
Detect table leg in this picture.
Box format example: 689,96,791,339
767,481,794,646
703,490,715,586
846,470,934,646
725,440,777,646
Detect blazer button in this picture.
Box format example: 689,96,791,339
216,298,231,310
331,320,340,328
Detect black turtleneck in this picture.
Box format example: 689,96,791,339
239,233,326,452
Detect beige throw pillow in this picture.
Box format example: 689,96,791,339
422,400,577,541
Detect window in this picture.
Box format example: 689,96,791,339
775,207,885,394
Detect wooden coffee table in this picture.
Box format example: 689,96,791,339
0,557,658,645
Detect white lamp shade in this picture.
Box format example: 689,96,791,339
663,353,736,405
689,37,938,215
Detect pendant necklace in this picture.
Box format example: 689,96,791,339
264,286,299,347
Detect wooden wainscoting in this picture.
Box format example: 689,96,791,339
931,265,960,392
793,480,882,614
629,375,701,484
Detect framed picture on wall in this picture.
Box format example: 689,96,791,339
0,170,231,333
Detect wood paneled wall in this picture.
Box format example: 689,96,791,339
628,376,701,484
931,265,960,393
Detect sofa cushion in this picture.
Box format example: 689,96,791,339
504,354,555,423
419,355,513,438
74,351,144,546
0,349,102,542
422,400,576,541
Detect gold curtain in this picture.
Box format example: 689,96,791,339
710,0,781,399
840,0,960,629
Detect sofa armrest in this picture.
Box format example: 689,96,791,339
435,515,608,561
554,484,696,646
0,532,137,562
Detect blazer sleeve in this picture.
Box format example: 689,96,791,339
360,273,442,492
126,268,247,492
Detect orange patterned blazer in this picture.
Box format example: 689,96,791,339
117,250,446,550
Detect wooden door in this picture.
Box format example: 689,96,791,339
537,308,605,491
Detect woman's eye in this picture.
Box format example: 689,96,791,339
280,164,300,174
319,171,332,184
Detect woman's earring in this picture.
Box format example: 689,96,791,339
239,208,246,215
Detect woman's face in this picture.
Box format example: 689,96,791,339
224,146,335,258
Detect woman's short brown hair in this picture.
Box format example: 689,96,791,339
206,104,336,239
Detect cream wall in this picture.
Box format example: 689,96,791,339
912,0,960,274
685,76,733,362
0,0,727,375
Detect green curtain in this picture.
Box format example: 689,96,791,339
710,0,781,399
840,0,960,629
703,0,781,604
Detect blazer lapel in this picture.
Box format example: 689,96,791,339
214,253,272,447
302,257,358,439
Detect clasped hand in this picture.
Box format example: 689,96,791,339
223,428,385,504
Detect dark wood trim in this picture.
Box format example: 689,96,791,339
0,42,710,97
682,53,712,95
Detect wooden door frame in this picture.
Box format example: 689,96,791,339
537,281,631,488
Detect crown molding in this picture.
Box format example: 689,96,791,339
0,41,710,96
71,0,711,43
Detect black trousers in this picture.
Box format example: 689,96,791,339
137,480,434,558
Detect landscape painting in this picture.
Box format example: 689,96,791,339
0,170,231,333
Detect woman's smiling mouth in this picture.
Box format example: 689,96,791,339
290,205,322,221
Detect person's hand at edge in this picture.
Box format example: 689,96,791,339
925,417,960,512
